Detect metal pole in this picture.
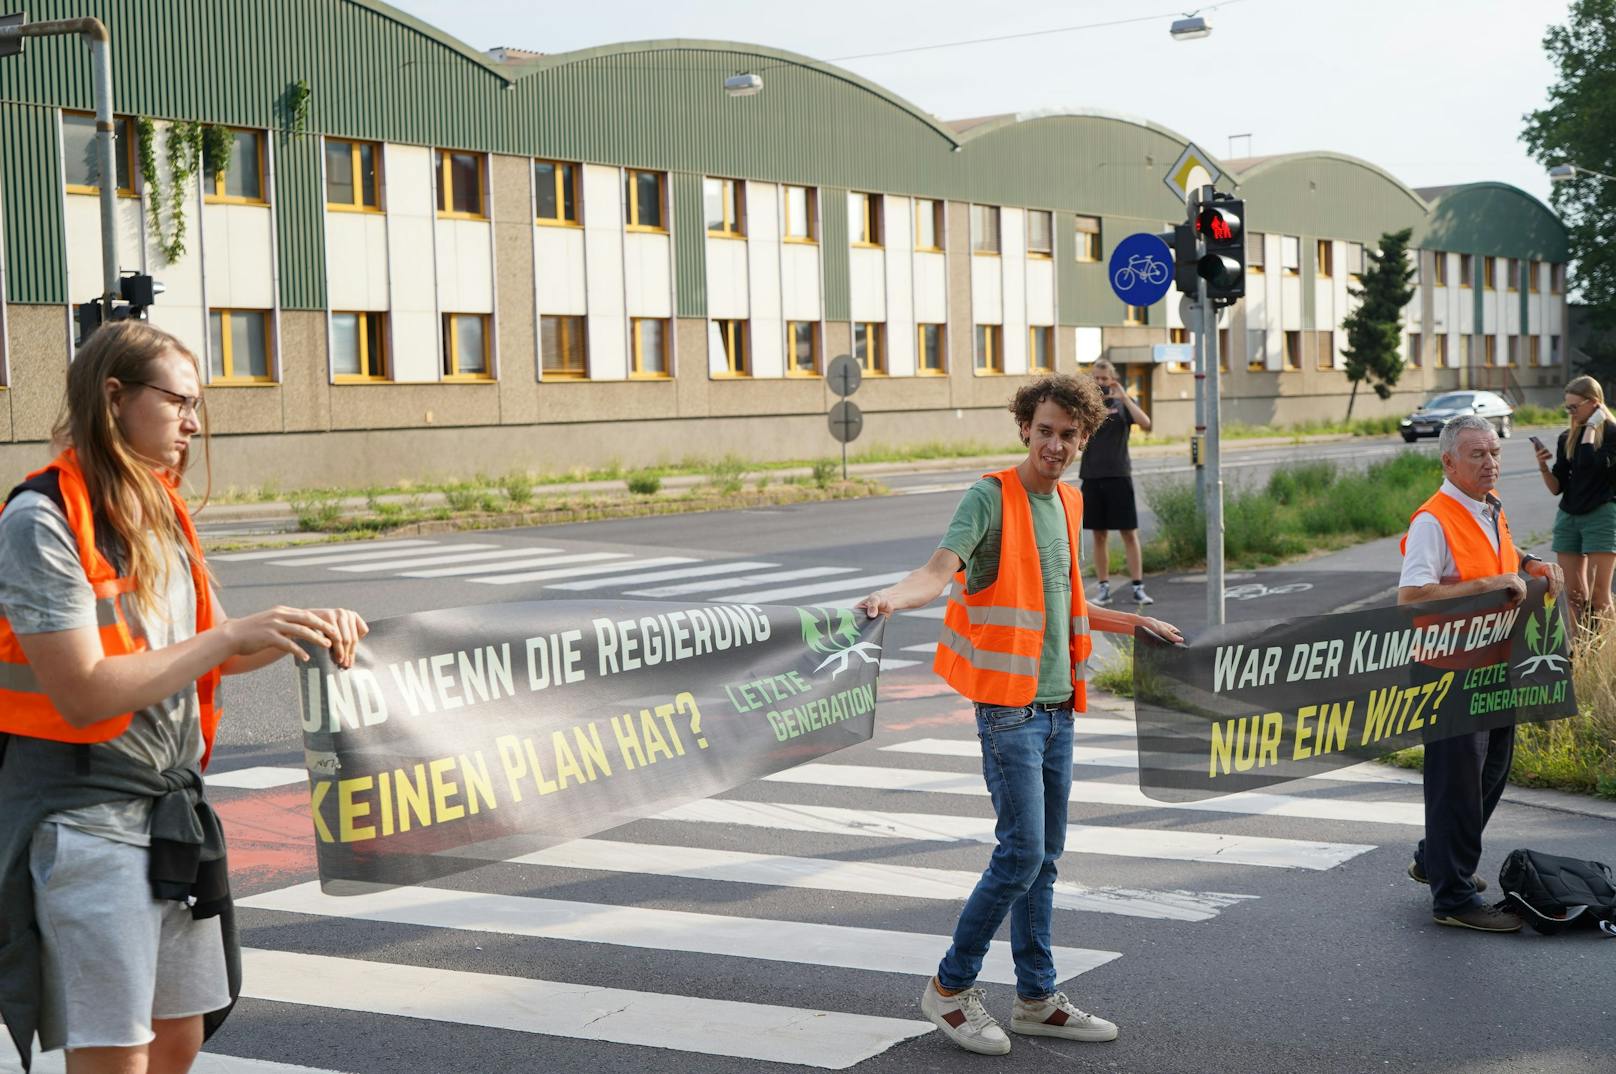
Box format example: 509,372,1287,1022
1188,191,1206,511
89,30,119,306
1199,184,1226,627
1,18,118,308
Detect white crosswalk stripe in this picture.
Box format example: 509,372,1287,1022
270,543,502,567
628,565,857,598
547,560,780,591
210,539,440,562
328,546,568,572
241,881,1120,986
399,550,627,579
882,737,1424,786
239,949,931,1070
5,1053,351,1074
763,763,1425,825
515,838,1254,921
471,555,698,585
717,572,910,605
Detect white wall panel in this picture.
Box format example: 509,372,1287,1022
1075,326,1103,364
745,182,783,378
202,204,275,309
384,144,438,381
913,251,946,323
434,218,493,314
624,232,672,317
326,212,389,310
971,257,1002,324
781,244,821,321
582,164,627,380
705,238,749,319
1000,208,1027,375
884,195,914,376
65,194,144,311
849,246,886,321
535,226,586,315
137,153,206,358
1026,259,1055,326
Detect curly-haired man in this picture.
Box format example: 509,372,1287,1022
861,374,1181,1056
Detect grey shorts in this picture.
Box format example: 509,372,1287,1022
29,822,230,1052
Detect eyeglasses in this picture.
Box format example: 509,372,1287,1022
125,380,202,418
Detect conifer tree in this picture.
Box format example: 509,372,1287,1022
1341,228,1416,421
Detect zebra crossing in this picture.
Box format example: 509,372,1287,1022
109,712,1423,1074
213,538,937,670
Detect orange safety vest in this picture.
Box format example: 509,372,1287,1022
0,449,223,768
1398,488,1519,581
933,467,1091,709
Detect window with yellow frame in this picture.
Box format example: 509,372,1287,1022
62,111,136,196
917,324,946,374
1247,329,1267,372
1431,251,1448,287
1406,332,1422,369
1124,304,1147,326
1317,330,1336,370
207,309,275,383
1316,239,1333,278
204,128,267,204
1074,215,1101,262
625,169,667,231
1217,327,1231,372
1459,253,1473,287
1506,257,1518,292
631,318,670,378
1483,256,1496,291
854,322,885,374
1026,211,1053,258
970,204,1000,255
541,315,588,379
325,138,381,211
709,319,749,376
1433,334,1448,368
1167,327,1191,373
534,159,580,225
849,191,883,247
786,321,820,376
435,149,485,219
784,185,817,242
914,198,943,252
704,177,745,238
1283,330,1302,370
1028,325,1054,371
974,324,1002,373
1529,260,1541,294
331,311,388,381
441,313,493,380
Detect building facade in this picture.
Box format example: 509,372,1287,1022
0,1,1574,488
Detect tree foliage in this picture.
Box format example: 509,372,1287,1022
1340,228,1416,419
1522,0,1616,335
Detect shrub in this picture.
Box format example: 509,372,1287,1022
478,493,506,513
627,470,662,496
811,459,838,488
503,472,535,506
444,487,482,513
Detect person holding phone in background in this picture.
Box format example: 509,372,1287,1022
1079,360,1154,607
1533,374,1616,628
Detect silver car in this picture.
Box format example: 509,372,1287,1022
1400,391,1514,442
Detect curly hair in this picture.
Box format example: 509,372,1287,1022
1009,374,1108,442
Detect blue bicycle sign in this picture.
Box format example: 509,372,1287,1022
1108,232,1176,307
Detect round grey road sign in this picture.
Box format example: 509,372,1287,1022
1178,294,1227,328
826,354,862,397
828,400,864,443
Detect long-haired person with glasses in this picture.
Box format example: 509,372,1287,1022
0,322,367,1073
1533,374,1616,627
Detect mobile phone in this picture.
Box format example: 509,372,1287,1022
1529,435,1546,451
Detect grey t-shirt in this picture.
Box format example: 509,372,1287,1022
0,492,202,846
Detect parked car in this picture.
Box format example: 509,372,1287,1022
1399,391,1514,443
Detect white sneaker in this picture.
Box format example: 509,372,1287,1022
920,980,1011,1055
1010,991,1119,1042
1131,582,1154,606
1094,580,1113,606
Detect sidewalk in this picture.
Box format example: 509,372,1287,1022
193,429,1368,532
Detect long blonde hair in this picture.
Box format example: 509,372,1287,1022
50,321,212,620
1566,374,1611,453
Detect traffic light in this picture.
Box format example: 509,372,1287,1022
75,272,165,345
1194,195,1246,303
1170,222,1198,297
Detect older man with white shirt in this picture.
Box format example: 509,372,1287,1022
1397,414,1563,932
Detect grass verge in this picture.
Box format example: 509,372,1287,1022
1133,451,1445,573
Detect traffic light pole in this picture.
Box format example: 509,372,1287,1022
1193,184,1227,627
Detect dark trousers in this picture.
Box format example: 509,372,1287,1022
1414,726,1515,914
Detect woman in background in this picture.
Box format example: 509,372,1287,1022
1534,373,1616,629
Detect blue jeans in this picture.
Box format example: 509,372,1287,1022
936,700,1075,999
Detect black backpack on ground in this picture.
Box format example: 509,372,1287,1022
1497,848,1616,936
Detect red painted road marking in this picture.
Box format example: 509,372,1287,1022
215,785,318,895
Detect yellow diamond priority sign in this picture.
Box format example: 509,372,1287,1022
1164,142,1222,203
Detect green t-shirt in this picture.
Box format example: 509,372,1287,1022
939,475,1074,704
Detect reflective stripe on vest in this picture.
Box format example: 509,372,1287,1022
0,450,224,764
934,467,1091,708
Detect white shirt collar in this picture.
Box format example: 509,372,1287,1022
1439,478,1501,523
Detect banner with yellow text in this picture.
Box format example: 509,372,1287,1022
1133,583,1575,802
295,600,885,889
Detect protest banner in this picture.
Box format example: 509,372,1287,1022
1133,582,1575,802
294,600,885,889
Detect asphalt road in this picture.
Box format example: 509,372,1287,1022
43,427,1610,1074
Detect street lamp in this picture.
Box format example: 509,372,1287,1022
723,73,763,97
1169,14,1211,40
1549,163,1616,183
